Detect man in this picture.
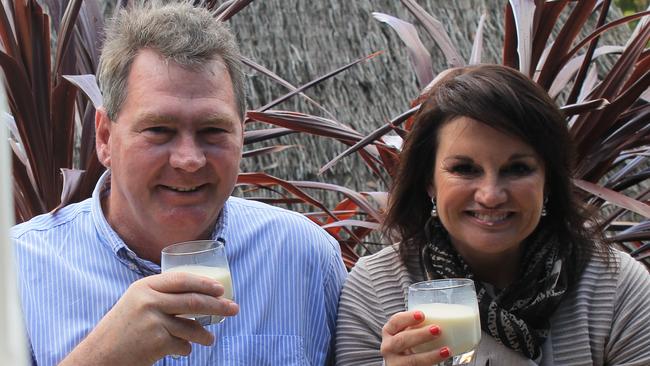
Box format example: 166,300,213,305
12,2,347,365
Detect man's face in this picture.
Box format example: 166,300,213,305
95,49,243,262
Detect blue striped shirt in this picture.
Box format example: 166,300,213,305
12,172,347,365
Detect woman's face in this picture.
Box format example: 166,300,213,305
429,116,546,267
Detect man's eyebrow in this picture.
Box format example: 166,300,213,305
199,113,241,127
136,113,177,124
134,113,239,126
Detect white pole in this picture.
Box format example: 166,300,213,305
0,85,28,364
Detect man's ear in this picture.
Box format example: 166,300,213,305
95,107,112,168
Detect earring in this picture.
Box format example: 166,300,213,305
430,197,438,218
541,196,548,217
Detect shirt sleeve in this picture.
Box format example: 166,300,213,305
323,236,349,365
605,253,650,365
335,258,385,366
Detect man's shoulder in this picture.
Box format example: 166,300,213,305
227,196,323,230
226,196,340,252
11,198,93,240
228,196,301,214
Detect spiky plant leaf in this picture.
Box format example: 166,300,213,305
400,0,464,67
372,12,433,86
469,13,487,65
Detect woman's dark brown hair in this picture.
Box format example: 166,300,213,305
383,64,610,285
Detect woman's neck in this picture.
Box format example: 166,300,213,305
459,249,522,289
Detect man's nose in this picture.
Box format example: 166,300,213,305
169,135,206,172
474,177,507,207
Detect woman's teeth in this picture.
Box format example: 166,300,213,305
470,212,509,222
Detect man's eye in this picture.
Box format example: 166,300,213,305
144,126,172,134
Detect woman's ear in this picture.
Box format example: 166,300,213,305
426,184,435,199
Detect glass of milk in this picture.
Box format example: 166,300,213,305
161,239,234,325
407,279,481,365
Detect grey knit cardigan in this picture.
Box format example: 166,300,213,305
335,245,650,365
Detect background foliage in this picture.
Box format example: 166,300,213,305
617,0,649,15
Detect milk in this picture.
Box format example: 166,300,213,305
166,265,233,325
410,303,481,355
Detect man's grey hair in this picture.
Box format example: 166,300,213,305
98,1,246,120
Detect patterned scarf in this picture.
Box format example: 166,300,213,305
420,219,569,360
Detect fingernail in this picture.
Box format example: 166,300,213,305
228,302,239,313
413,311,424,321
212,283,224,292
440,347,451,358
429,325,440,336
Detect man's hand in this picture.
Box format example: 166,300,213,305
59,272,239,366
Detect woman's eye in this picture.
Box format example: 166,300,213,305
504,163,534,176
450,164,480,176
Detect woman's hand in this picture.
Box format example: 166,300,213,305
380,310,451,366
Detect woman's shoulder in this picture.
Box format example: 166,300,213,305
569,251,650,364
612,249,648,281
607,250,650,307
553,249,648,333
355,244,401,269
581,249,647,283
352,244,423,280
348,244,404,287
343,244,417,312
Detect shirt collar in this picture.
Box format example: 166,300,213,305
90,170,231,276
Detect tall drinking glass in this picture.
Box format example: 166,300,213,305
408,279,481,365
161,239,234,325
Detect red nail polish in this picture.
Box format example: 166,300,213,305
413,311,424,321
429,325,440,336
440,347,451,358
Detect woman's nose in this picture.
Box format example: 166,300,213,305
474,177,507,207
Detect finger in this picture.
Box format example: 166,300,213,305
147,272,226,297
380,324,441,355
388,346,451,366
417,346,452,364
382,310,426,336
166,316,215,346
156,292,240,318
167,337,192,357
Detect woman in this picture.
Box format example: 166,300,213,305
335,65,650,365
